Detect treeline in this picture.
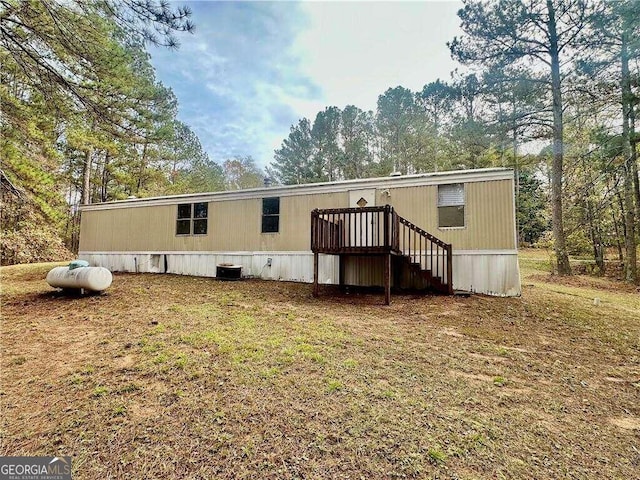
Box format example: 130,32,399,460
270,78,514,182
0,1,265,264
270,0,640,282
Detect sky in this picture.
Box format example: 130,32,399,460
149,1,463,169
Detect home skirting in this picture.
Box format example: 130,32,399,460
79,250,521,297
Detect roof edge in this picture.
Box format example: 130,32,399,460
80,168,514,211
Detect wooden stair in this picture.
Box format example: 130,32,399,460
394,214,453,295
403,259,450,294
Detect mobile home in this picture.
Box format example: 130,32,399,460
79,167,521,297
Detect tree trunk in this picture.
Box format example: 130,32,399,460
586,199,604,275
136,141,148,194
611,210,624,262
616,189,627,237
620,31,637,282
81,147,92,205
629,88,640,222
101,150,110,202
547,0,571,275
64,156,75,249
512,110,520,244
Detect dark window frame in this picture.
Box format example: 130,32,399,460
437,183,465,229
176,202,208,236
261,197,280,233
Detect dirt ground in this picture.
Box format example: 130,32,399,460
1,256,639,479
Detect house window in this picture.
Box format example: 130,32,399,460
176,202,208,235
262,197,280,233
438,184,465,228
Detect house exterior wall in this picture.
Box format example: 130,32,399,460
78,169,521,296
79,179,515,253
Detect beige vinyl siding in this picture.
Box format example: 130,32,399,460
80,204,213,252
378,179,515,250
212,199,262,250
275,192,349,250
79,179,514,253
80,192,350,252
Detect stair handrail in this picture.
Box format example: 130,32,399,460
397,216,449,249
393,211,453,295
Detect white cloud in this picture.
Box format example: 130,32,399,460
295,1,463,115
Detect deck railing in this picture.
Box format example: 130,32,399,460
311,206,394,254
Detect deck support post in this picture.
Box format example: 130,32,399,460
313,252,319,297
338,254,345,292
384,252,391,305
446,245,454,295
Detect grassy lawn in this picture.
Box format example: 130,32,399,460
1,252,639,479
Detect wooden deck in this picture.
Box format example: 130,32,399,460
311,205,453,304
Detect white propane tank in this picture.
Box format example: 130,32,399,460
46,266,113,292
